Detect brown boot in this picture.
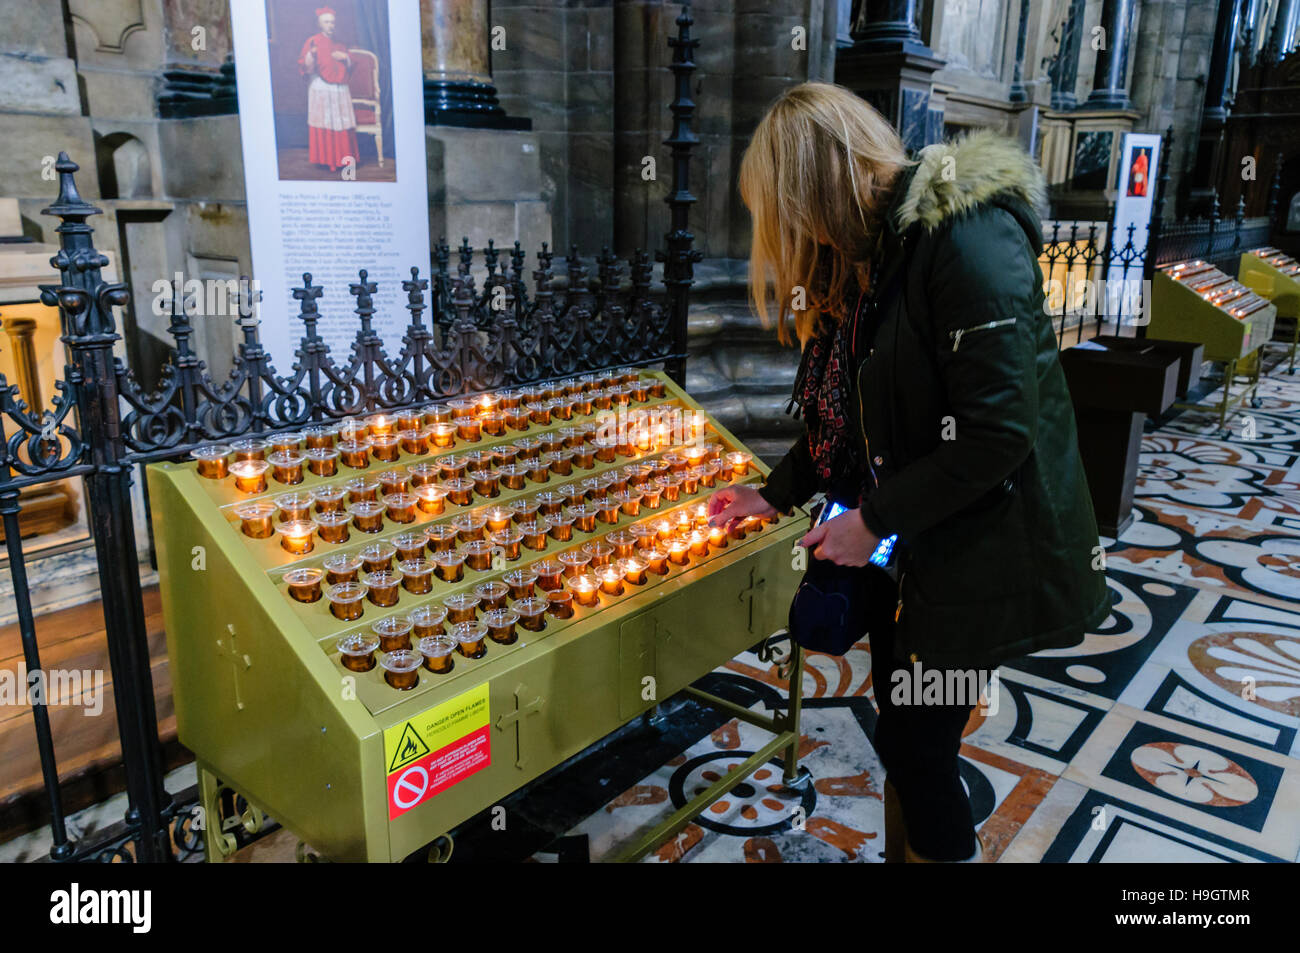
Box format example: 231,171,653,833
883,780,906,864
904,832,985,863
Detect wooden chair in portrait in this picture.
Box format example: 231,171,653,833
348,47,383,167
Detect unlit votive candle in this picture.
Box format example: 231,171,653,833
399,428,431,456
365,570,402,607
455,416,482,442
345,477,381,503
448,397,479,417
337,633,378,671
408,462,440,488
276,492,314,523
382,650,421,690
315,510,351,543
606,530,638,560
398,558,435,594
699,460,720,488
533,559,565,592
397,408,424,432
349,500,385,533
452,511,488,542
484,608,519,645
383,492,418,524
462,539,494,572
235,500,277,538
475,580,510,612
548,512,576,542
376,468,410,496
426,523,459,553
491,527,523,561
524,455,551,483
548,449,576,477
392,532,427,563
369,434,400,463
514,597,548,632
519,519,550,551
306,448,340,477
445,592,481,625
230,460,269,494
410,604,448,639
593,496,621,525
419,635,456,674
481,411,506,437
328,582,368,621
504,567,538,600
415,483,449,515
432,549,466,583
372,616,413,652
231,438,267,462
558,550,592,579
276,519,317,554
546,588,575,619
443,477,475,507
453,621,489,659
439,454,469,481
192,445,230,479
593,437,617,463
583,539,615,568
284,566,324,602
338,418,367,442
613,488,643,518
323,552,363,585
498,464,528,490
338,439,371,469
469,467,500,498
492,444,520,468
360,541,397,573
302,424,338,450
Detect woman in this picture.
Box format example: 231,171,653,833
708,83,1110,863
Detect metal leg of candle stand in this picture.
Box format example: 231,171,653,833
781,642,809,788
197,761,236,862
1218,358,1235,435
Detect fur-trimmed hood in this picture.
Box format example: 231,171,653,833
893,129,1047,233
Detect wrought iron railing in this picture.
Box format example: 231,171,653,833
0,2,700,862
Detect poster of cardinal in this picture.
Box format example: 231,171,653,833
265,0,397,182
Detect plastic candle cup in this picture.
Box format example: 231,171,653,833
381,650,421,690
377,468,410,496
607,530,638,560
365,414,396,438
593,437,617,464
552,396,576,421
496,387,525,411
573,392,595,416
561,484,587,509
684,445,708,469
276,492,314,523
593,496,620,525
516,518,547,551
315,510,351,543
648,378,667,399
484,608,519,644
231,438,268,462
526,455,551,483
284,567,324,603
727,517,749,541
513,597,548,632
689,529,710,557
628,523,658,550
469,467,500,498
338,439,371,469
504,406,530,431
462,539,495,572
682,468,701,495
338,418,368,442
439,454,469,481
504,567,538,600
409,604,448,640
657,474,684,503
614,488,643,517
546,588,575,619
425,403,453,425
444,477,475,507
475,580,510,612
398,558,435,594
418,635,456,674
726,451,753,479
708,524,729,550
492,444,520,468
534,490,565,517
623,556,648,586
643,547,669,575
364,570,402,607
490,527,523,561
392,532,428,563
432,549,466,583
267,432,301,455
448,396,479,418
426,523,459,553
328,582,368,621
276,519,317,554
192,445,231,479
548,448,576,477
583,539,615,568
547,512,576,542
397,408,424,432
668,539,690,566
349,500,385,534
431,422,457,448
305,447,340,477
484,505,513,534
445,592,481,625
337,632,379,672
372,616,413,652
454,416,482,442
415,483,449,515
525,559,559,592
599,563,625,596
235,501,277,538
345,477,381,503
359,541,397,573
408,462,441,488
383,492,418,524
527,401,553,427
302,424,338,449
481,410,506,437
369,434,400,463
230,459,269,494
558,550,592,579
448,621,486,660
700,460,721,487
398,426,432,455
323,552,363,585
566,573,600,607
593,388,613,411
498,463,527,490
451,511,488,543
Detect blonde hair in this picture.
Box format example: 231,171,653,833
739,82,909,346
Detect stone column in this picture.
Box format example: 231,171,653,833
1265,0,1299,63
421,0,528,129
1083,0,1136,109
1009,0,1032,103
1049,0,1085,109
1187,0,1242,212
851,0,928,54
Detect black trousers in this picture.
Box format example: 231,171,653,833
867,579,979,861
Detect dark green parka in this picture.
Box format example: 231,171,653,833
760,130,1110,669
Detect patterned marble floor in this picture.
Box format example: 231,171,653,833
499,344,1300,863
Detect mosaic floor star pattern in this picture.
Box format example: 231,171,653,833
443,346,1300,863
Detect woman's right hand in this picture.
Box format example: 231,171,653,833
708,485,777,528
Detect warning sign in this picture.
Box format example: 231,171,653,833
383,683,490,819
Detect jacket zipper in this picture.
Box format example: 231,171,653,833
949,316,1016,352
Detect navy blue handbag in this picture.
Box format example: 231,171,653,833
788,557,897,656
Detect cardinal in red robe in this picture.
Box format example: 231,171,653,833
298,7,359,172
1129,150,1148,197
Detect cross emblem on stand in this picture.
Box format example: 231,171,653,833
215,623,252,712
738,566,766,635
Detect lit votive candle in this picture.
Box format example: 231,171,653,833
623,556,648,586
369,434,400,463
455,416,482,442
491,527,523,561
338,439,371,469
469,467,500,498
382,650,422,690
230,459,269,494
231,438,267,462
419,635,456,674
323,552,363,585
599,564,625,596
709,525,729,550
513,597,548,632
432,549,466,583
360,541,397,573
365,570,402,607
462,539,495,572
306,447,340,477
192,445,230,479
415,483,449,515
445,592,481,625
349,500,386,534
372,616,413,652
398,558,435,594
284,566,324,602
408,462,440,488
546,588,575,619
315,510,351,544
410,604,448,639
430,422,457,449
276,492,314,523
425,403,453,425
337,632,378,671
328,582,368,621
484,505,513,534
235,500,277,538
583,539,615,568
366,414,396,438
392,531,427,563
726,451,753,479
504,567,538,600
444,477,475,507
519,518,550,551
689,529,710,557
567,573,600,607
383,492,418,524
484,608,519,645
668,539,690,565
426,523,459,553
643,547,669,575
